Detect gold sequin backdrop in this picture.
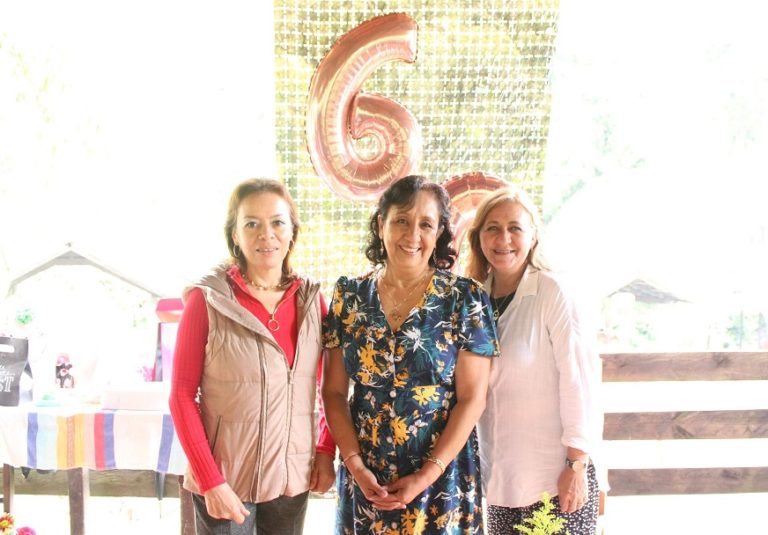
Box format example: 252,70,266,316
274,1,559,290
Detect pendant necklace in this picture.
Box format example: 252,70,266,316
380,268,431,323
492,292,515,320
244,272,294,331
265,294,290,331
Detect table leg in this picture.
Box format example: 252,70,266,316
67,467,89,535
155,471,166,501
179,476,195,535
2,464,13,513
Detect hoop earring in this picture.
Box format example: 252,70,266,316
233,244,241,258
432,248,438,268
379,241,386,258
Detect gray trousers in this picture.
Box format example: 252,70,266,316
193,491,309,535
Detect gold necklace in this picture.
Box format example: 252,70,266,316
491,292,515,320
247,275,294,291
380,267,431,323
243,272,294,330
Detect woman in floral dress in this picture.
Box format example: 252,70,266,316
322,176,499,535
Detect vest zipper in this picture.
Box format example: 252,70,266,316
281,283,318,493
250,337,269,502
283,367,294,493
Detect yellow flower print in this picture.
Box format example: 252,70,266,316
342,310,357,327
394,369,409,388
332,295,343,317
357,369,372,384
434,511,449,530
435,341,448,352
435,510,461,531
358,342,378,371
391,416,408,446
402,508,429,535
443,330,454,343
370,424,380,447
425,278,437,296
363,413,381,447
412,385,439,406
446,512,461,530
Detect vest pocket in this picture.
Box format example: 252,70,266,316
210,419,262,499
208,416,223,451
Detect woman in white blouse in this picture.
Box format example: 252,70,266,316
466,187,603,534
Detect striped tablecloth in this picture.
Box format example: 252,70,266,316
0,404,188,475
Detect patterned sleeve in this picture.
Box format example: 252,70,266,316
322,276,348,349
456,278,500,357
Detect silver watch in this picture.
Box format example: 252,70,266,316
565,458,588,473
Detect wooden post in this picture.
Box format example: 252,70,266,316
2,464,13,513
67,467,89,535
179,475,195,535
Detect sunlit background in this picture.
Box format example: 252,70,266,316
1,0,767,387
2,2,767,534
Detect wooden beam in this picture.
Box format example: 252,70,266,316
2,464,13,513
179,477,195,535
604,409,768,440
607,467,768,495
602,352,768,382
11,469,181,497
67,468,88,535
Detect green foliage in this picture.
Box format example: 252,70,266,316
14,308,33,326
725,311,766,350
514,492,570,535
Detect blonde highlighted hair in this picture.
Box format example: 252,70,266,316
465,187,549,282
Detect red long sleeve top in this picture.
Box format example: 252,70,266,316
169,266,336,493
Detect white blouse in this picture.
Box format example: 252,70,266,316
478,267,604,508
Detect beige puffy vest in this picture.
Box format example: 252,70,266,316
182,267,323,503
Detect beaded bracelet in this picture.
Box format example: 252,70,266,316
342,451,362,464
425,454,446,474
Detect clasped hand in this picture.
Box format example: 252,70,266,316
347,458,440,511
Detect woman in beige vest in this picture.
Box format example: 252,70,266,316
169,178,336,534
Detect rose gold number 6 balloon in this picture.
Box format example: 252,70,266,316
307,13,422,202
443,171,507,269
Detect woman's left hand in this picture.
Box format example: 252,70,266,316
557,467,588,513
309,452,336,493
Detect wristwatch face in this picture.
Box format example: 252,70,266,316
566,458,586,472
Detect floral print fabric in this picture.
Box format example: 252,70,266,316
324,269,498,535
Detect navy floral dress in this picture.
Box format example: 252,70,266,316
324,269,499,535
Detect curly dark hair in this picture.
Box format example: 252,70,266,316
364,175,456,269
